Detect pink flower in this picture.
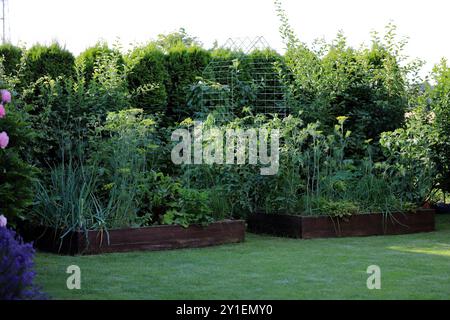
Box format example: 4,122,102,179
0,104,5,118
1,89,11,104
0,215,6,227
0,131,9,149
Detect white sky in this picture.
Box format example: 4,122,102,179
6,0,450,74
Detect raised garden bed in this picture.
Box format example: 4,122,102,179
247,209,435,239
19,220,246,255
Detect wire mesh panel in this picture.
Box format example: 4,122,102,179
222,36,272,54
195,37,290,120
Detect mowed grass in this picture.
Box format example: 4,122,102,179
35,215,450,300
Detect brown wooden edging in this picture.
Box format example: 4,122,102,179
247,209,435,239
19,220,245,255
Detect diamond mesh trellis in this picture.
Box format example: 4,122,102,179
196,36,290,119
222,36,271,54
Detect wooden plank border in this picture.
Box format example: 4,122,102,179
247,209,435,239
19,220,246,255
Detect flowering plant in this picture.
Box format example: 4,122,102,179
0,88,10,149
0,215,47,300
0,86,36,222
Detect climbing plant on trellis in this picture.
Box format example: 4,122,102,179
193,36,290,120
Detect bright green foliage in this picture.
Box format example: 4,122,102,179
0,44,23,75
23,43,75,85
126,44,169,114
380,109,438,204
177,113,419,218
162,188,213,227
76,42,124,81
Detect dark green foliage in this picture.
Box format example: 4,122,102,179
24,51,130,168
244,49,285,114
23,43,75,84
427,60,450,193
0,44,23,75
284,32,409,157
165,44,210,119
126,44,169,114
1,22,441,232
247,49,283,74
274,0,413,158
76,42,124,81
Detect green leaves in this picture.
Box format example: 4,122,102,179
161,188,214,228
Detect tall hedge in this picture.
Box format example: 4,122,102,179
76,42,124,81
165,44,210,119
126,44,169,114
0,44,23,76
24,43,75,84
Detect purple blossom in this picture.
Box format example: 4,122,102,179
0,89,11,104
0,215,6,227
0,226,48,300
0,131,9,149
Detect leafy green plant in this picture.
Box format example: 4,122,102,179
76,42,124,82
380,106,438,205
274,0,421,157
155,28,202,53
31,152,102,234
88,109,159,228
176,112,421,219
162,188,213,227
23,48,130,168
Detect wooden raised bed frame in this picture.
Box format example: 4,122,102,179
247,209,435,239
20,220,245,255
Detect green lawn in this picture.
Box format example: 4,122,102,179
35,215,450,300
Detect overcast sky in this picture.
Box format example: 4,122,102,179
6,0,450,74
